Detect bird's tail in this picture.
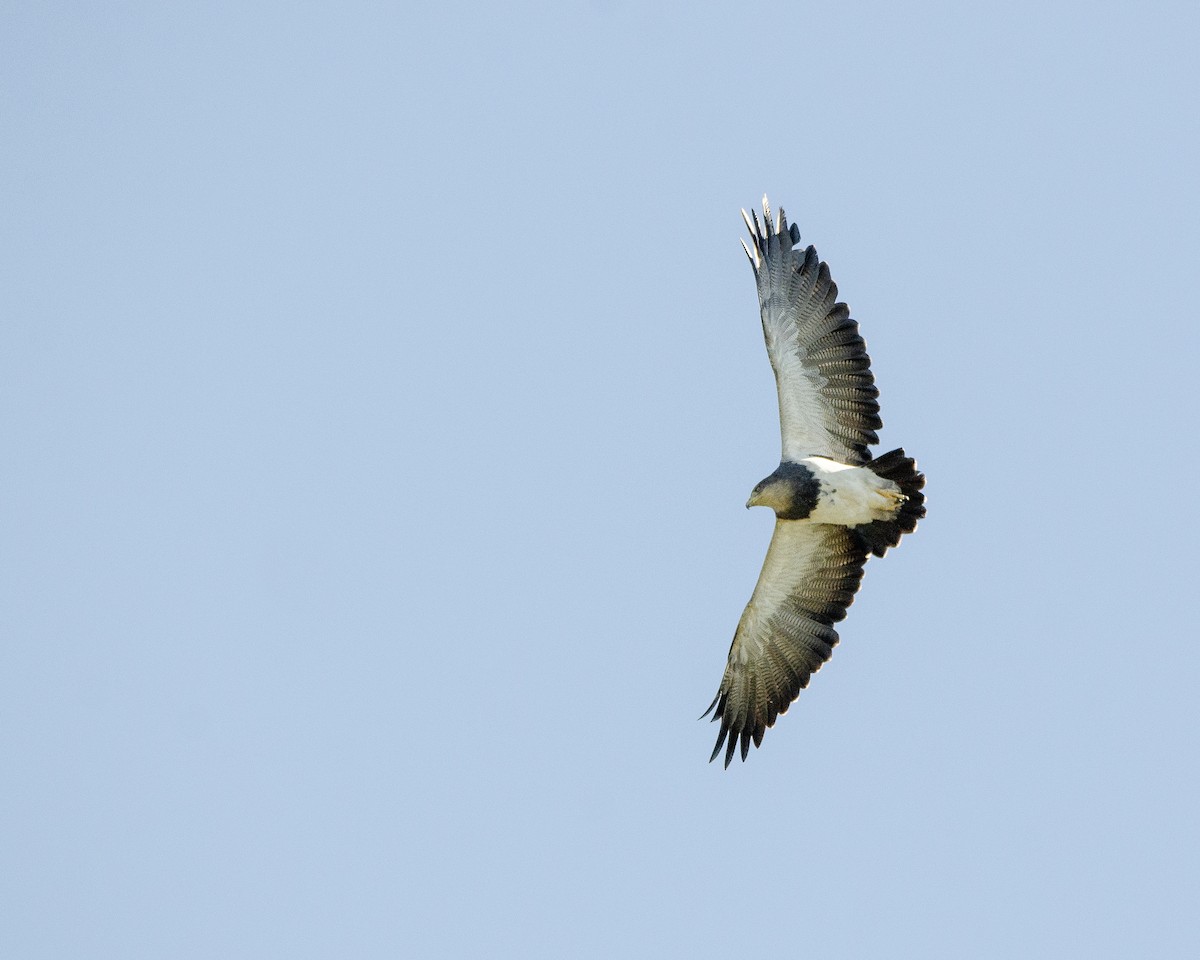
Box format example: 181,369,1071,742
854,448,926,557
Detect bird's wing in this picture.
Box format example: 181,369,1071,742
742,197,881,465
703,520,869,767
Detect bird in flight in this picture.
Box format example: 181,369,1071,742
703,197,926,767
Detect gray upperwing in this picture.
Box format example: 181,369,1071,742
742,197,882,465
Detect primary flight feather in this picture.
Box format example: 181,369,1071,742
703,197,926,767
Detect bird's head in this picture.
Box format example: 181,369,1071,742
746,473,790,511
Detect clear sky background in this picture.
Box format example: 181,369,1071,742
4,1,1199,957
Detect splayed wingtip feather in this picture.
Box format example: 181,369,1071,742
740,238,756,268
741,207,756,238
709,725,729,764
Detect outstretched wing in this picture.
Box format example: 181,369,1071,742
742,197,881,465
703,521,869,767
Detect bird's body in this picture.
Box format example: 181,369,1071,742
748,457,906,525
704,198,925,767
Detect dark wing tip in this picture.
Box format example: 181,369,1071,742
703,688,747,768
740,208,763,271
742,195,800,273
704,685,767,769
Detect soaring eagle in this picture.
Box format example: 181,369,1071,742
703,197,926,767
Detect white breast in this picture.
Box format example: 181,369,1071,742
800,457,902,526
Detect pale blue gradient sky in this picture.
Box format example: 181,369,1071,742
4,2,1199,957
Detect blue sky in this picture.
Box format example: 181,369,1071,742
4,1,1199,957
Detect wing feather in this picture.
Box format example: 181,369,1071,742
703,521,869,767
743,197,881,465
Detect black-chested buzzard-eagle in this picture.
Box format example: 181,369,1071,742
702,197,926,767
